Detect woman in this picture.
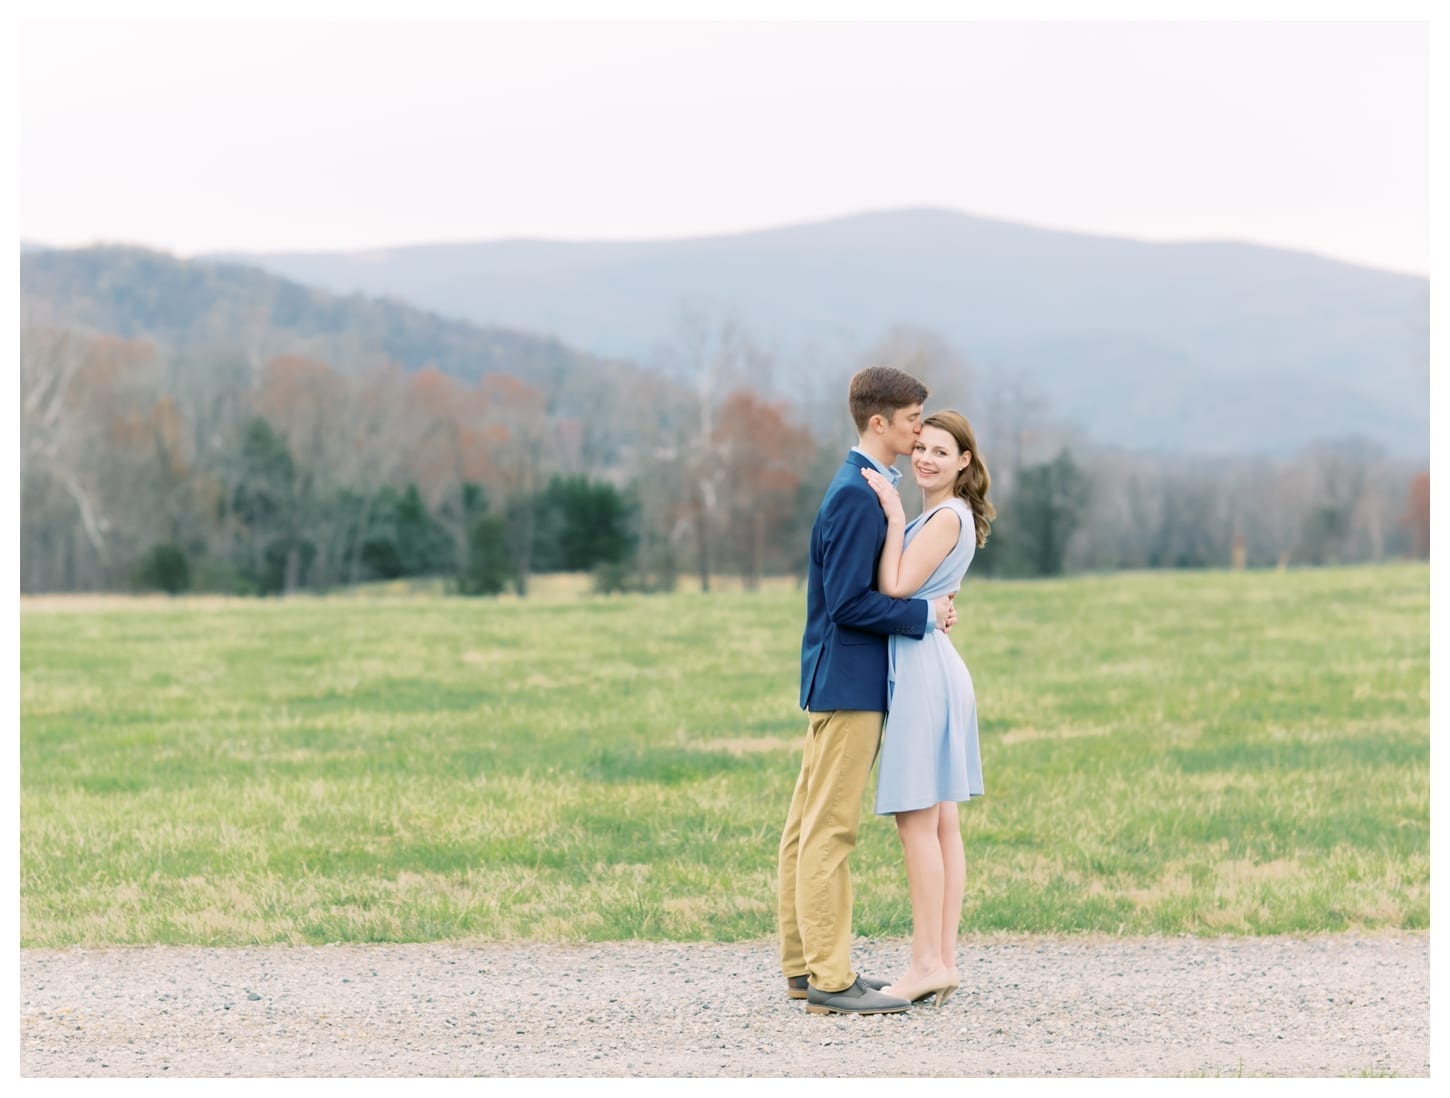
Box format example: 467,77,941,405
859,409,994,1007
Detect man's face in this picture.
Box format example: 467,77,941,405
881,403,924,457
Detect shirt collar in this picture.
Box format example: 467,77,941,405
851,446,903,486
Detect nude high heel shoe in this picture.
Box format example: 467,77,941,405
932,966,961,1006
887,972,955,1006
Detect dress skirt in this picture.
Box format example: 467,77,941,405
874,627,985,815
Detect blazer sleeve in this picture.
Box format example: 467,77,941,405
819,486,929,638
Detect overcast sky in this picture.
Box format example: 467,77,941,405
18,15,1431,274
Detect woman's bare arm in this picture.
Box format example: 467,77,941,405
860,470,962,597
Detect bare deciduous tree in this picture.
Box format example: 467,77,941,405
652,301,768,592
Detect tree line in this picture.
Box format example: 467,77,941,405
19,316,1429,597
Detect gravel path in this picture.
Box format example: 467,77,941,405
20,933,1428,1078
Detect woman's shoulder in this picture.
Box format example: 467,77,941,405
945,496,976,522
923,497,974,525
921,499,977,554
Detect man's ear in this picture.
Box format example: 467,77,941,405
870,413,886,435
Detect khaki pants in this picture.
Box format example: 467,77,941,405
777,709,884,993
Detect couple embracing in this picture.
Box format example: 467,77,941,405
778,365,995,1015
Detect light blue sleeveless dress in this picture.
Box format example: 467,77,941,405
875,496,985,815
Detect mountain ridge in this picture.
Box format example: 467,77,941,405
212,205,1427,280
18,244,666,471
20,207,1428,457
211,207,1427,456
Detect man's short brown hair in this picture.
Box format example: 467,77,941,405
848,366,929,433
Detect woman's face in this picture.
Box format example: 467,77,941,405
911,424,969,491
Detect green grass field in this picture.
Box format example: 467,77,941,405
20,564,1428,947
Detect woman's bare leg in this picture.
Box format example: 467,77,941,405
884,804,954,1001
937,801,965,985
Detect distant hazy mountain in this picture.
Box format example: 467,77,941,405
19,245,623,394
221,208,1429,457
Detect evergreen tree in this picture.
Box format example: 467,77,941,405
532,476,638,572
999,451,1090,576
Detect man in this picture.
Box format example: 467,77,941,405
778,365,956,1015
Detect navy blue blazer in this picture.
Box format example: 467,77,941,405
799,451,930,713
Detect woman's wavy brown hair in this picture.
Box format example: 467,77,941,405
922,410,995,547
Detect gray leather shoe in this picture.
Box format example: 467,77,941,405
787,973,888,1000
805,977,911,1015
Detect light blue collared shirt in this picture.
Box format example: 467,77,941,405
851,447,934,634
851,446,903,487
